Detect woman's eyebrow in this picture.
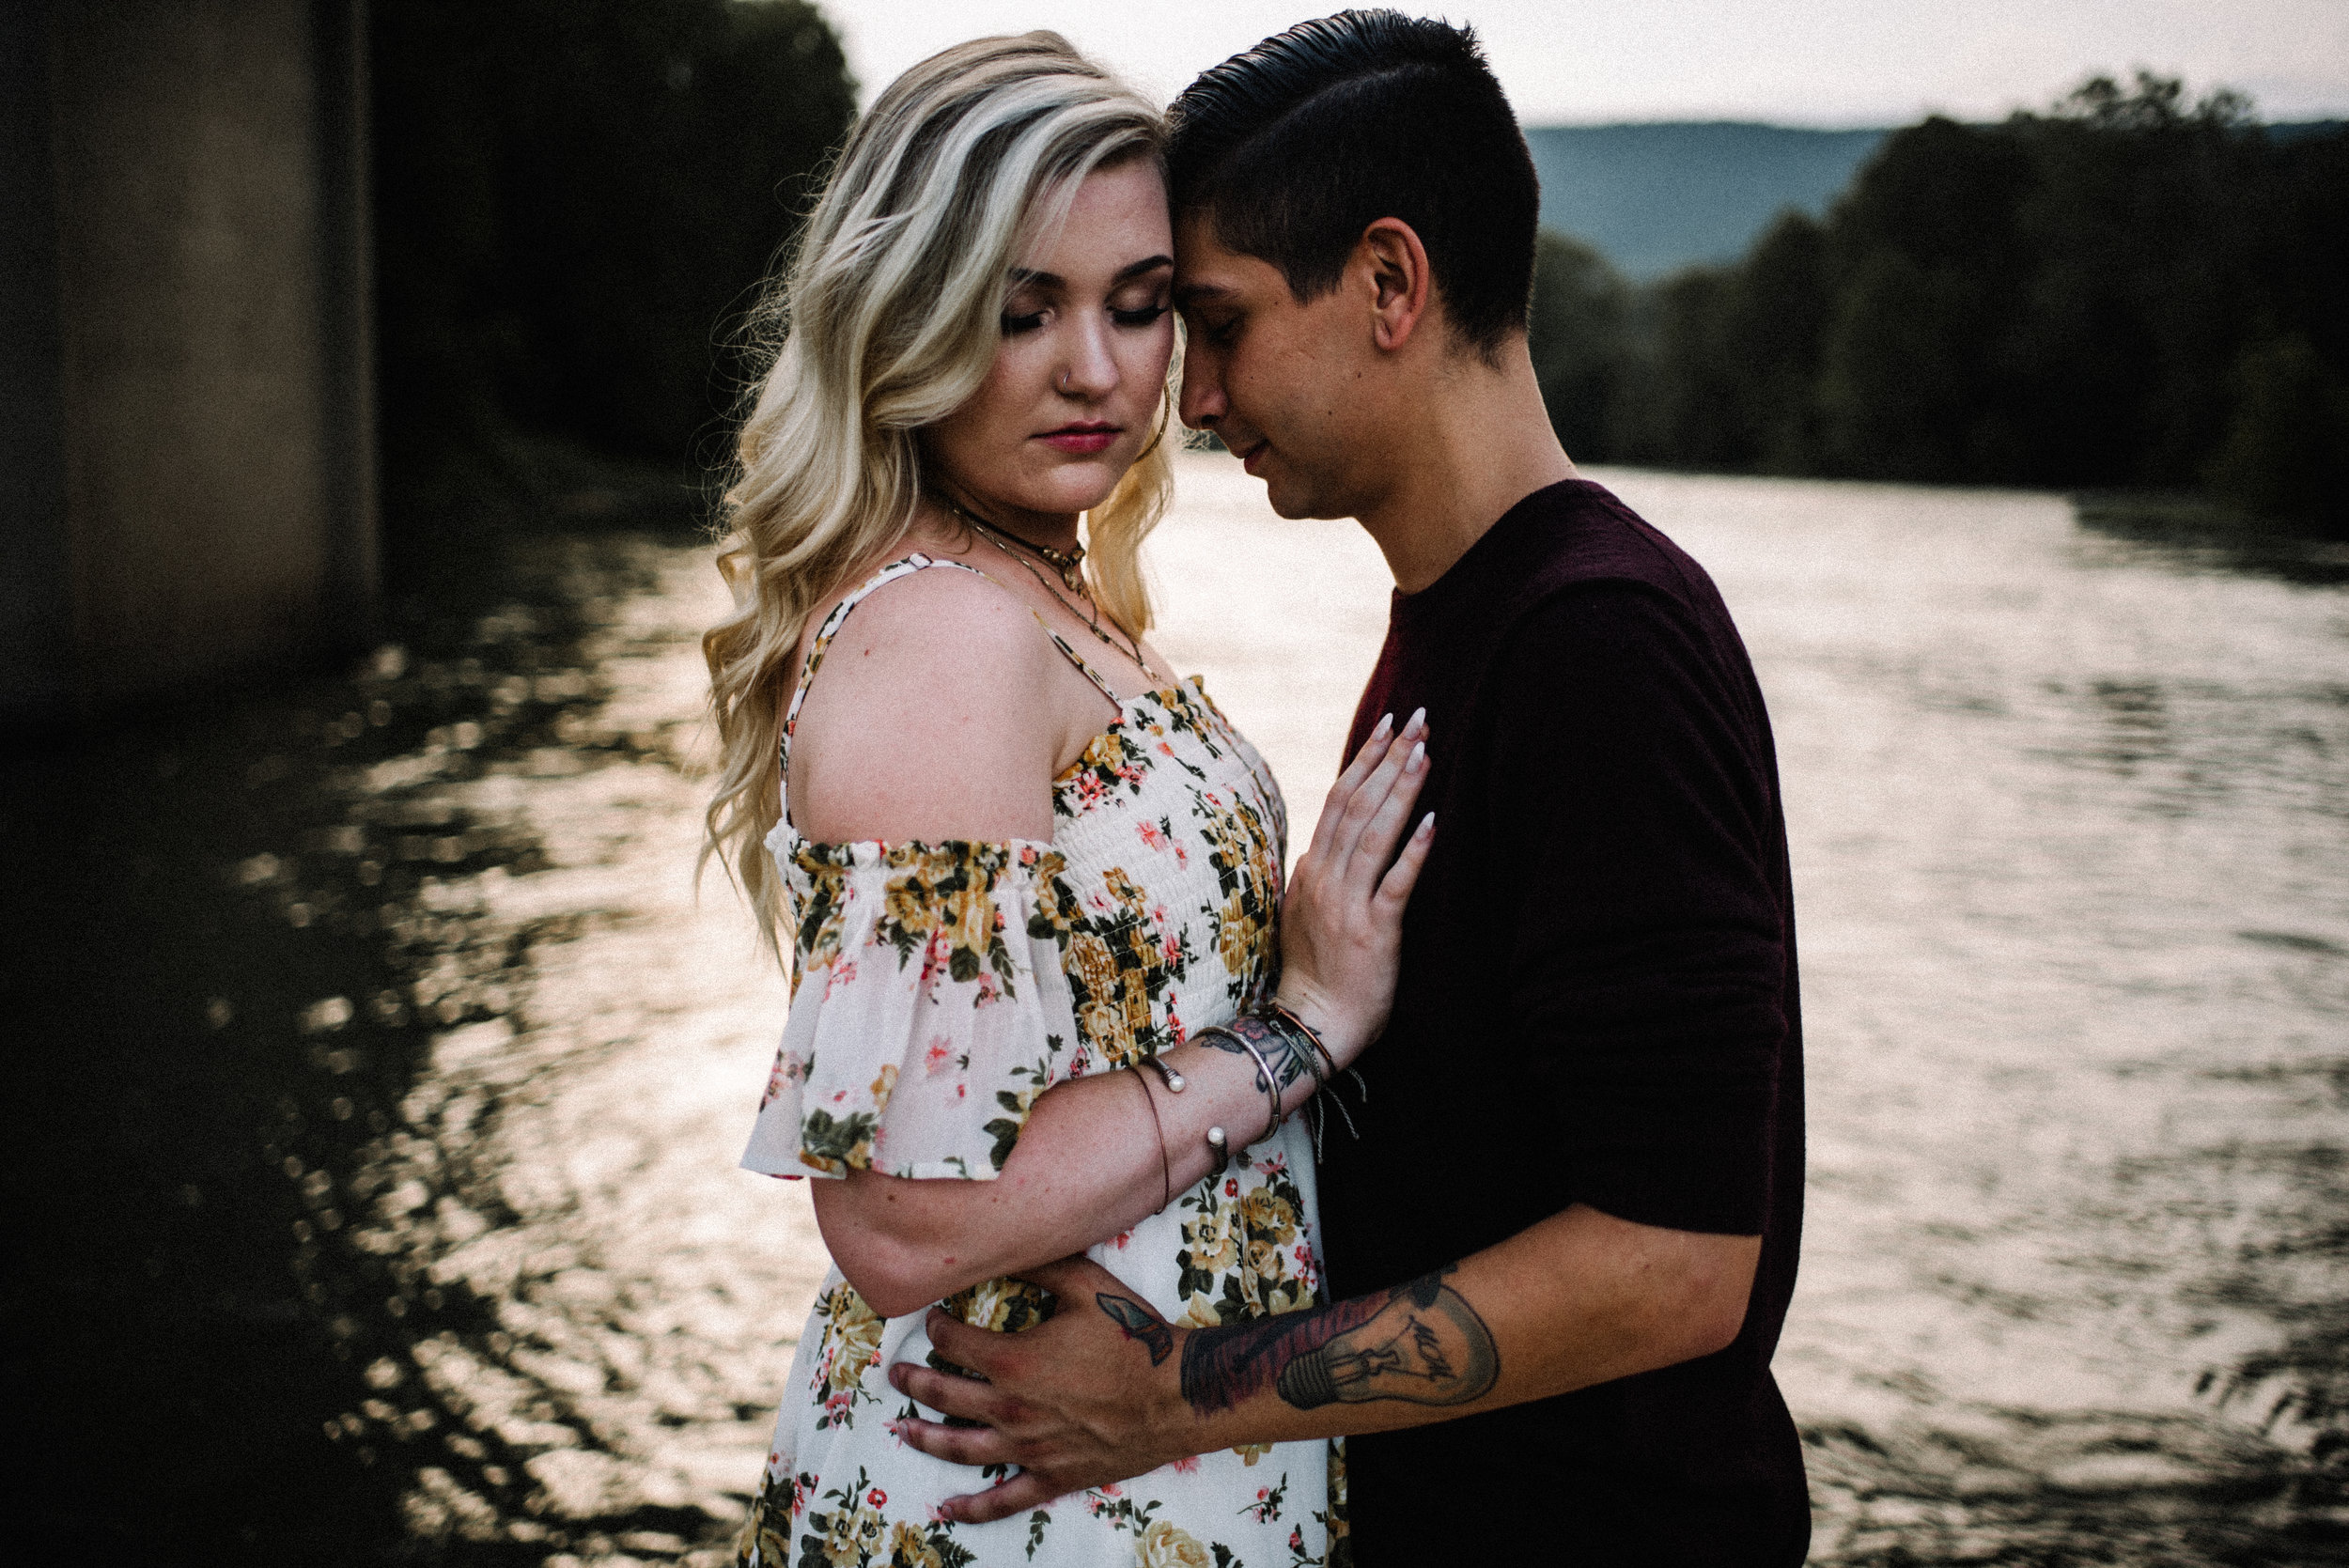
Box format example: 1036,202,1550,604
1007,255,1174,291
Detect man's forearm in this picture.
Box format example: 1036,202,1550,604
890,1201,1764,1522
1121,1203,1760,1453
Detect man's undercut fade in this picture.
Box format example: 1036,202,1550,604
1166,9,1538,357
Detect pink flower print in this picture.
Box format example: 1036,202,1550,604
867,1487,887,1509
1170,1454,1200,1475
955,1082,967,1100
1097,1483,1122,1498
1137,820,1168,853
1069,1054,1089,1079
1158,740,1175,757
1072,771,1106,810
1111,1227,1132,1250
1290,1525,1305,1551
925,1038,957,1076
1224,1178,1239,1198
929,1504,953,1524
1260,1153,1287,1175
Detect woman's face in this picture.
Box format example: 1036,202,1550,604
924,157,1175,525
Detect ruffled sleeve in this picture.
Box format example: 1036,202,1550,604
742,836,1082,1181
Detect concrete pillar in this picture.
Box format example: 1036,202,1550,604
1,0,376,722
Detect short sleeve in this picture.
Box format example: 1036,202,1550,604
1495,582,1790,1235
741,838,1081,1181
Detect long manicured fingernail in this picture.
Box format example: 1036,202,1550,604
1417,812,1435,836
1403,706,1427,737
1372,712,1393,740
1408,740,1424,769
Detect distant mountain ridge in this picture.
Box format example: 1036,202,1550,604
1524,123,1886,280
1529,119,2347,281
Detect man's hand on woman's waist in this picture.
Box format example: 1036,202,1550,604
886,1202,1762,1523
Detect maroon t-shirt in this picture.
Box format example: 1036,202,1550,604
1321,480,1808,1565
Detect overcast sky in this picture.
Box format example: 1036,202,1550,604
818,0,2349,126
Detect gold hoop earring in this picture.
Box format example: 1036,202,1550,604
1132,382,1173,463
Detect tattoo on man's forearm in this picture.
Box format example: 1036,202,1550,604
1096,1292,1174,1366
1178,1266,1500,1415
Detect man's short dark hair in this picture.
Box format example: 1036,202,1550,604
1166,10,1539,355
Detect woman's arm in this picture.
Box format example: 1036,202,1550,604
808,714,1432,1318
786,572,1431,1316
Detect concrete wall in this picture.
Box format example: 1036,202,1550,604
1,0,375,722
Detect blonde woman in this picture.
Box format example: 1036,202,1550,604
703,33,1432,1568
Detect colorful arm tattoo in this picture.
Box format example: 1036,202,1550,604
1191,1015,1313,1091
1096,1292,1174,1366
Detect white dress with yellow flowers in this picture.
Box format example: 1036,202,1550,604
735,555,1345,1568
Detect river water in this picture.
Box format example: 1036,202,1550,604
8,455,2343,1565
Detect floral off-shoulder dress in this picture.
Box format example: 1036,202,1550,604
736,555,1347,1568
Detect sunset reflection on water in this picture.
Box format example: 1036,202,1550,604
8,455,2341,1563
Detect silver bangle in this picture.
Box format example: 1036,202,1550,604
1222,1029,1286,1147
1143,1053,1187,1094
1205,1124,1229,1176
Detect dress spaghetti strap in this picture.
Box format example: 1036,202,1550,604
780,553,1126,771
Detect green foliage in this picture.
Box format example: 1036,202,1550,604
371,0,857,494
2204,334,2349,525
1528,230,1628,459
1525,73,2349,528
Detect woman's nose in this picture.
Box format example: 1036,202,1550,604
1058,317,1119,400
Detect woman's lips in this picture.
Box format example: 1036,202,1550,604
1038,425,1119,454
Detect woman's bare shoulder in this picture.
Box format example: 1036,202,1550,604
786,561,1066,844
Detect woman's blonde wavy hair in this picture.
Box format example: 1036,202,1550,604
702,33,1175,957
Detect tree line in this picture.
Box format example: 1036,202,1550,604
370,0,857,534
1529,75,2349,531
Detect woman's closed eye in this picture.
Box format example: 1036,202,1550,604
1111,301,1170,329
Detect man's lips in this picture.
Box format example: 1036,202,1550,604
1236,437,1269,474
1037,423,1120,455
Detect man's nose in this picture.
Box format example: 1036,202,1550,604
1178,352,1224,430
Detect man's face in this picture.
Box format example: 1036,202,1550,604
1174,211,1382,520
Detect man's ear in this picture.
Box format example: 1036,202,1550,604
1357,217,1433,353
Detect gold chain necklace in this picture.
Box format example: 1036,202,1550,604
941,495,1087,592
943,497,1158,679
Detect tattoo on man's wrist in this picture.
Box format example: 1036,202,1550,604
1177,1265,1499,1415
1096,1292,1174,1366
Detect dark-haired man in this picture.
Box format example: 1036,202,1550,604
889,11,1809,1563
